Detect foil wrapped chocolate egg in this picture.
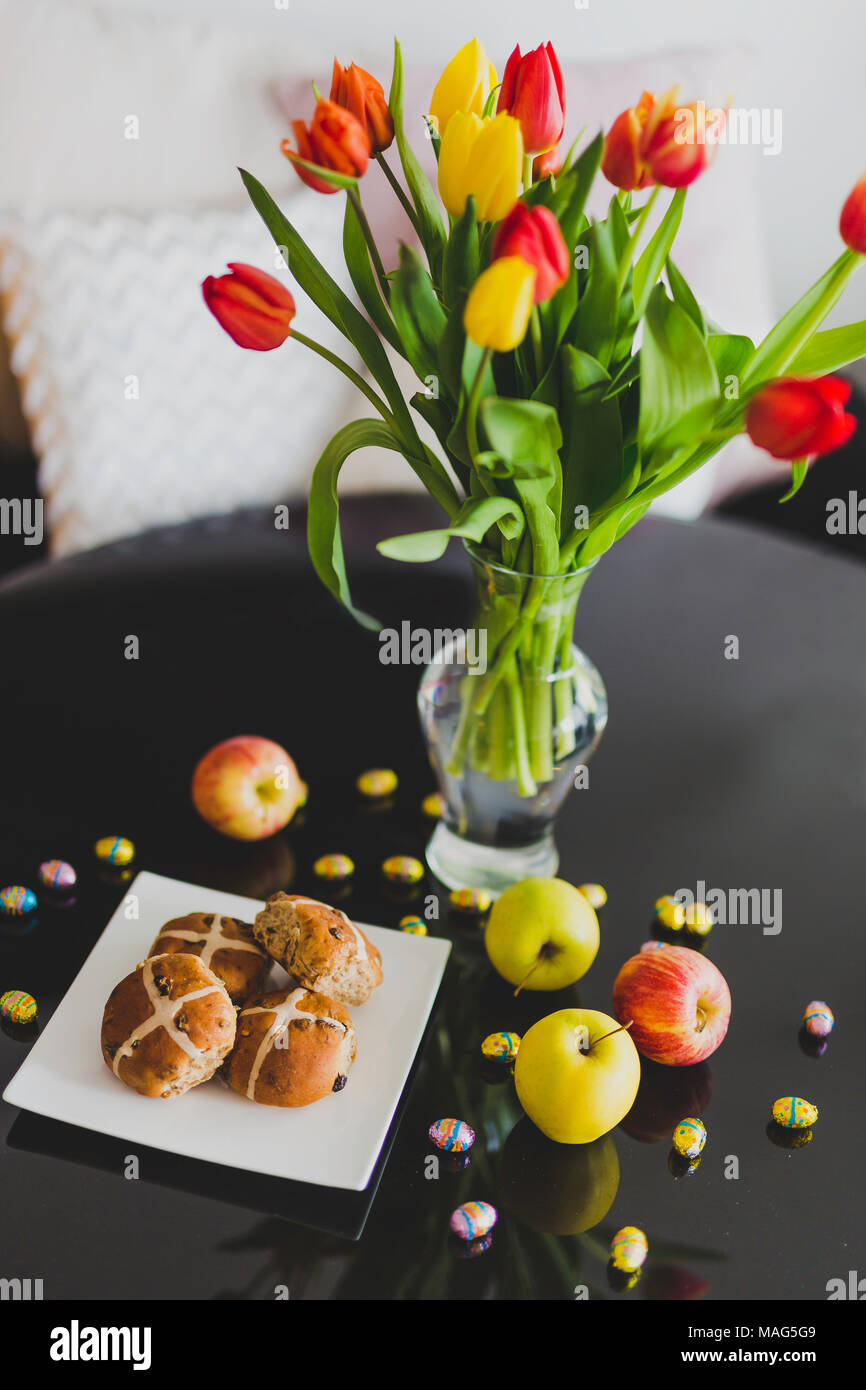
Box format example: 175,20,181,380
94,836,135,866
802,1001,834,1038
450,1200,497,1241
399,915,427,935
449,887,492,914
481,1031,520,1064
382,855,424,885
610,1226,648,1273
313,853,354,882
578,883,607,909
672,1117,707,1158
0,886,37,916
0,989,37,1024
429,1118,476,1153
356,768,398,799
38,860,77,891
772,1096,818,1129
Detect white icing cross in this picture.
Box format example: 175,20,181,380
291,898,369,964
239,988,347,1101
112,958,224,1076
157,914,264,968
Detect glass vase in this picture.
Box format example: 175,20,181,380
417,545,608,896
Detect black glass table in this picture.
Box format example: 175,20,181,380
1,509,864,1303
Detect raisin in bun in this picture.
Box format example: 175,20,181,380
149,912,269,1005
225,986,357,1107
252,894,382,1007
101,954,236,1098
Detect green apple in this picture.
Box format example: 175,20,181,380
484,877,599,992
500,1119,620,1234
515,1008,641,1144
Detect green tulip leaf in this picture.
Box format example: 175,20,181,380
307,418,406,629
573,216,619,368
787,319,866,376
559,346,624,539
377,494,525,562
666,256,705,335
479,396,562,477
342,197,404,354
633,188,685,320
638,284,720,459
391,244,448,384
443,197,480,311
389,39,446,283
743,249,859,386
779,457,810,503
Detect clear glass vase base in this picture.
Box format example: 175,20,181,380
425,821,559,897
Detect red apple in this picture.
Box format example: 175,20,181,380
191,735,303,841
612,945,731,1066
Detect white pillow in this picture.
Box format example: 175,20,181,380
0,198,417,556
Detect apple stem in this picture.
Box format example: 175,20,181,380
513,961,543,997
592,1020,634,1047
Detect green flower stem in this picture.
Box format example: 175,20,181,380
505,662,538,796
466,347,493,466
529,306,544,380
615,185,660,298
523,152,533,193
375,152,421,234
347,186,390,303
553,598,580,759
291,329,397,423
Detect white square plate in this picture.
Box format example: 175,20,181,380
3,871,451,1192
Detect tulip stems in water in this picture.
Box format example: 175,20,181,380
375,153,421,234
347,186,391,304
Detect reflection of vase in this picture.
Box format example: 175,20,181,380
418,545,608,894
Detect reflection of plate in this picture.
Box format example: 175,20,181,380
3,871,451,1192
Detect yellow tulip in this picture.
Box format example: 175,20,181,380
463,256,537,352
429,38,498,136
438,111,523,222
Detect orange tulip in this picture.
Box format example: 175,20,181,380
281,97,370,194
601,91,655,191
202,263,295,351
642,96,723,188
330,59,394,154
840,175,866,255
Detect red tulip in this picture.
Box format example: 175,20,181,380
840,175,866,255
601,91,655,191
532,146,562,181
202,263,295,351
641,97,723,188
497,43,565,157
281,97,370,194
745,377,857,460
330,59,394,154
492,203,570,303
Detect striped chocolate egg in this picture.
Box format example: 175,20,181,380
481,1031,520,1064
94,836,135,866
0,885,37,916
672,1117,707,1158
449,887,492,914
400,915,427,935
772,1096,818,1129
803,1001,834,1037
449,1200,497,1241
640,940,668,953
382,855,424,885
684,902,714,936
429,1118,476,1153
313,853,355,882
39,859,77,890
421,792,445,819
610,1226,648,1273
654,895,686,930
0,989,37,1024
356,768,398,798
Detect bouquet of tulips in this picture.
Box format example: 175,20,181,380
204,38,866,797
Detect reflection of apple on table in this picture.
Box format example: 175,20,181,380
191,735,305,841
619,1058,713,1143
499,1118,619,1235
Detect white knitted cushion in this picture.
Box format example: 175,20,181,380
0,198,379,556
